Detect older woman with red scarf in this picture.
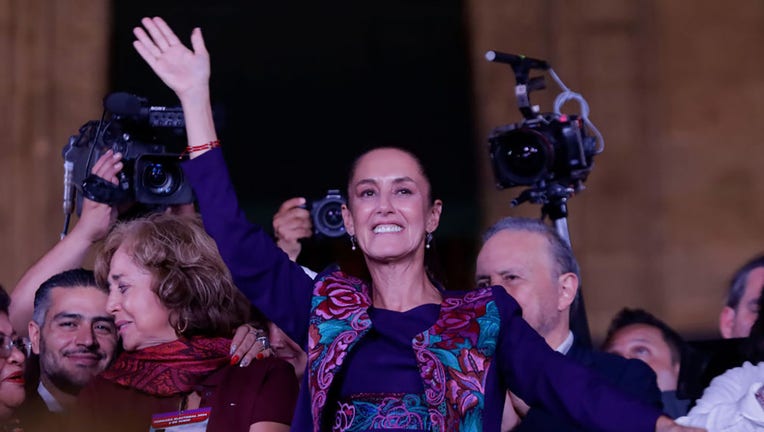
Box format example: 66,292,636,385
70,213,298,432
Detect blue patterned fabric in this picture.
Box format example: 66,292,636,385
334,393,431,431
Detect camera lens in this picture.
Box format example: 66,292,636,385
141,161,180,196
318,204,344,230
310,192,347,238
491,128,553,186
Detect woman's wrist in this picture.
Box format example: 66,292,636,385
182,140,220,159
177,85,210,107
177,87,218,159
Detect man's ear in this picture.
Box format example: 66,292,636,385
719,306,736,338
29,321,41,355
341,204,354,236
557,272,579,311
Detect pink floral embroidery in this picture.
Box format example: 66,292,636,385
413,336,446,406
414,287,499,431
446,349,490,415
332,402,356,432
308,272,372,432
315,279,369,320
309,274,499,432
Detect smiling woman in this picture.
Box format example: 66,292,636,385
67,213,299,432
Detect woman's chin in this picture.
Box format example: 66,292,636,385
120,336,139,352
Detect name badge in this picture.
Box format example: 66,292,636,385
149,407,211,432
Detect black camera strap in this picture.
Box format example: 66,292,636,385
81,174,130,205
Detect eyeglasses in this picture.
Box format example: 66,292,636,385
0,334,31,359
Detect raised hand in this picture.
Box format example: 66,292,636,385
133,16,217,158
132,17,210,102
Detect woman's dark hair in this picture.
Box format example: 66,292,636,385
95,212,251,338
346,146,437,208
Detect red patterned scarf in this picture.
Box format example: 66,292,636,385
101,336,231,396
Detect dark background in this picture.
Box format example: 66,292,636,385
110,0,481,288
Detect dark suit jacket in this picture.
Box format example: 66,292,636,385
513,337,663,431
15,387,63,432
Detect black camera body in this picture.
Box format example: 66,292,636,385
63,93,192,215
306,189,347,238
485,51,600,207
488,112,597,189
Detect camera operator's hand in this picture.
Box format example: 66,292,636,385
72,150,122,243
273,197,312,262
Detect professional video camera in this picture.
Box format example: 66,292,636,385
62,92,192,223
485,51,604,213
305,189,347,238
485,51,605,350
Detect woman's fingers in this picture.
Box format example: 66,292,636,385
140,17,172,52
152,17,183,47
189,27,208,56
90,150,123,184
132,27,162,60
230,326,273,367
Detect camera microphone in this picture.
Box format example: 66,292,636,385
104,92,147,117
485,51,549,70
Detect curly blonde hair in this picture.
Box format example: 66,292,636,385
94,212,250,338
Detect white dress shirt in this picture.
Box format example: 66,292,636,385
38,381,64,413
677,361,764,431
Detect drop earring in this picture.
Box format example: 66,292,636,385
425,232,433,249
350,235,357,251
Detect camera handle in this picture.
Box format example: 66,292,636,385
511,182,593,349
542,197,593,350
486,50,549,120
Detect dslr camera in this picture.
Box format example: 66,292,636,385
306,189,347,238
63,92,192,215
485,51,601,205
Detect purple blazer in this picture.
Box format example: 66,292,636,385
183,148,662,431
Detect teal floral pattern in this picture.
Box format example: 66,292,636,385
334,393,431,431
308,271,372,432
413,288,500,431
307,271,500,432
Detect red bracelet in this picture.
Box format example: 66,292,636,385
180,140,221,159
